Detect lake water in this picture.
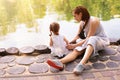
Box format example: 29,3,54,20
0,14,120,48
0,0,120,48
0,17,120,48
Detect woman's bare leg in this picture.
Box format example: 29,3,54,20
60,49,85,64
73,45,94,74
80,44,94,65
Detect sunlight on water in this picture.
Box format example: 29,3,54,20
0,13,120,48
101,18,120,39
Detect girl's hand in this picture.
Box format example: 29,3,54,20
69,41,76,44
66,44,77,49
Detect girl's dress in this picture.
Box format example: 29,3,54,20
75,17,110,57
50,34,70,57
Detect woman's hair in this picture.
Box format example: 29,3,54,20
73,6,90,26
49,22,60,36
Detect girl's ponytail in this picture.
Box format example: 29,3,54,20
49,31,52,36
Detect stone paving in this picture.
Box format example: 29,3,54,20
0,45,120,80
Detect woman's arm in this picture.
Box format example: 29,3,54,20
67,21,84,49
67,39,85,49
69,35,79,44
69,22,83,44
67,18,100,49
77,18,100,44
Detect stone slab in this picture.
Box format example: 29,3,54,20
28,63,49,73
7,66,25,75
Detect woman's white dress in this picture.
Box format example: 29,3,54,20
75,17,110,57
50,34,70,57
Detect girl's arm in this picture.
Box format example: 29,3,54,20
64,37,69,45
49,37,53,46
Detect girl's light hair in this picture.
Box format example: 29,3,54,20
49,22,60,36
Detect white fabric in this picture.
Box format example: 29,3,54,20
50,34,70,57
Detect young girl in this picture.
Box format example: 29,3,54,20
49,22,70,58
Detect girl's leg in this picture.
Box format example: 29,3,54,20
60,49,85,64
80,44,94,65
47,49,85,70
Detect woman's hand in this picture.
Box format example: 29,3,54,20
66,44,77,49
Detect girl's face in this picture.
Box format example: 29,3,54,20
73,12,82,22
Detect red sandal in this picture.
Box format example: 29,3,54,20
47,59,63,70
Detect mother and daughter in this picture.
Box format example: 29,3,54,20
47,5,110,75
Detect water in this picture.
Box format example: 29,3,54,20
101,18,120,39
0,16,120,48
0,0,120,48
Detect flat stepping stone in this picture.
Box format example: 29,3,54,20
8,62,16,67
0,56,16,63
106,62,119,68
0,69,6,75
28,63,49,73
109,55,120,61
0,63,7,69
98,56,109,61
92,63,106,69
44,54,56,59
34,45,51,53
36,57,45,63
36,55,48,63
117,46,120,52
99,47,117,56
89,56,98,63
37,54,49,58
0,48,6,56
65,62,76,72
19,46,35,54
16,56,35,65
84,65,92,70
7,66,25,75
6,47,19,55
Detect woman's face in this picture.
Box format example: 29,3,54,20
73,12,82,22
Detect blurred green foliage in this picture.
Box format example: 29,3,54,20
0,0,120,35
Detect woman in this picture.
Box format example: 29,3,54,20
47,6,110,75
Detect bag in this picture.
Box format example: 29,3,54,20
78,21,86,39
78,27,86,39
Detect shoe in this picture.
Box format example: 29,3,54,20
47,59,63,70
73,63,85,75
50,66,60,73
